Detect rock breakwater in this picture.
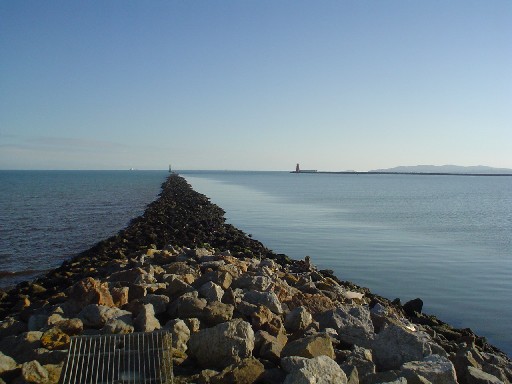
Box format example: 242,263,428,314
0,174,510,383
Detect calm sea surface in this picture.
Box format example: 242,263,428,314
181,171,512,356
0,170,510,356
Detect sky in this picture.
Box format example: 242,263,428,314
1,1,511,171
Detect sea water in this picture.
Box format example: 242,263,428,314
0,170,510,356
181,171,512,356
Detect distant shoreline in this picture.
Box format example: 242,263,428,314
291,171,512,176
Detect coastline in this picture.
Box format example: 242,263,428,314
0,174,510,383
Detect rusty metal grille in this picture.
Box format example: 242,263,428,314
60,331,173,384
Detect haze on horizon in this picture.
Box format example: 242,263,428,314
1,1,511,172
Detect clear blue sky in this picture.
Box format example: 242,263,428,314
1,1,511,171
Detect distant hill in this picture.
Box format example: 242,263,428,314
370,165,512,174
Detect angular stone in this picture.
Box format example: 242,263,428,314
233,275,272,291
134,304,161,332
165,262,199,277
284,306,312,333
102,316,134,334
140,294,170,314
199,281,224,302
110,286,130,307
54,318,84,336
281,334,335,359
372,323,442,370
281,355,347,384
401,355,457,384
189,319,255,369
0,351,17,374
403,298,424,317
69,277,115,308
22,360,49,383
78,304,131,328
255,330,287,363
169,296,207,319
108,267,147,284
466,366,504,384
243,291,282,315
203,301,234,326
211,357,265,384
317,305,375,347
41,327,70,350
165,275,195,297
28,314,49,331
165,319,190,353
194,271,233,290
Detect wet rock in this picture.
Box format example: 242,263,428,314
401,355,457,384
403,298,424,317
128,284,147,301
28,314,49,331
22,360,49,383
134,304,160,332
281,355,347,384
165,275,195,297
210,357,265,384
284,306,312,333
281,334,335,359
189,319,255,369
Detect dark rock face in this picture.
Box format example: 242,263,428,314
403,298,424,317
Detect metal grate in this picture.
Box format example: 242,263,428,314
60,331,173,384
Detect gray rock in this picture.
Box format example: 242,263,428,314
401,355,458,384
466,366,504,384
28,314,49,331
188,319,255,369
165,319,190,353
284,306,313,333
243,291,283,315
202,301,234,326
281,334,335,359
134,304,161,332
317,305,375,346
372,323,441,370
102,316,134,334
199,281,224,302
78,304,132,328
234,275,272,291
0,351,17,374
282,355,348,384
22,360,49,383
165,275,195,297
254,330,287,363
140,294,170,314
169,295,207,319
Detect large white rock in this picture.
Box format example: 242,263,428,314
401,354,458,384
282,355,348,384
188,319,255,369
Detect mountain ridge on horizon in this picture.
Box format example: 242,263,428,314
370,164,512,174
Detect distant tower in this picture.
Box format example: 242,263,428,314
296,163,300,173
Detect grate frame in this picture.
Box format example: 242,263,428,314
59,330,173,384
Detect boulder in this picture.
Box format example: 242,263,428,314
233,275,272,291
317,305,375,346
134,304,161,332
188,319,255,369
69,277,115,308
194,271,233,290
165,319,190,353
53,318,83,336
371,323,443,370
199,281,224,302
281,334,335,359
78,304,131,328
0,351,16,374
401,355,458,384
403,298,424,317
254,330,287,362
40,327,70,350
466,366,504,384
202,302,234,326
243,291,282,315
140,294,170,314
22,360,49,383
284,306,312,333
108,267,147,284
110,286,130,307
211,357,265,384
169,296,207,319
102,317,134,334
281,355,347,384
